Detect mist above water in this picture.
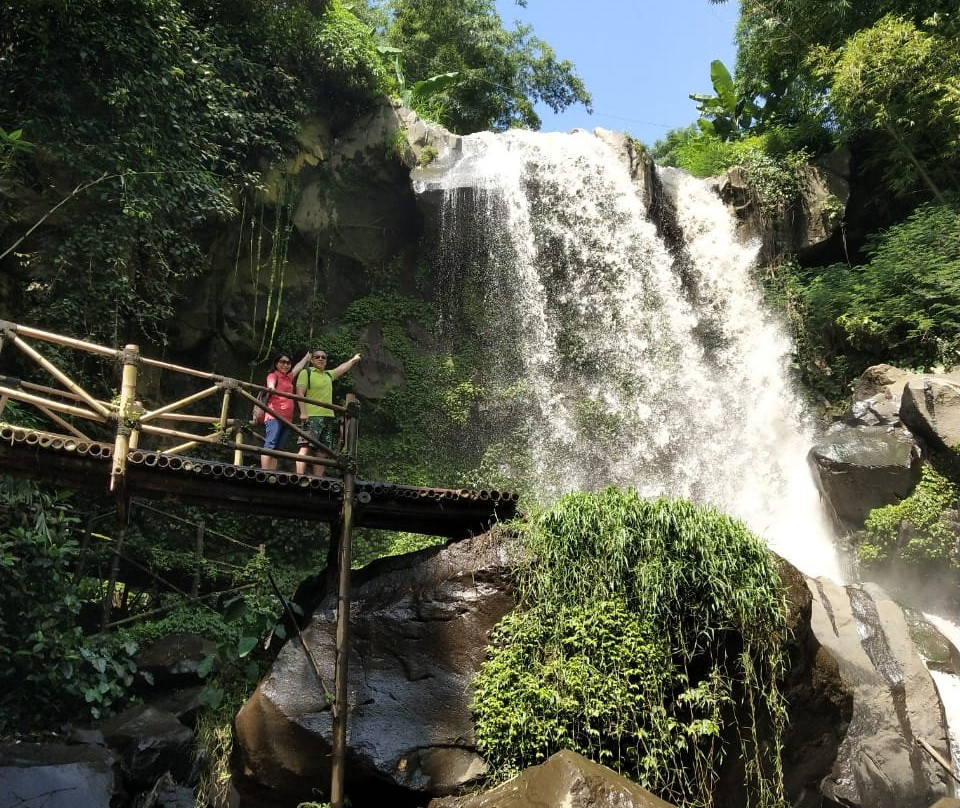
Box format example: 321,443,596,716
414,128,841,581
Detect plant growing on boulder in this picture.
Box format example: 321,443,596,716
859,464,959,567
472,489,789,808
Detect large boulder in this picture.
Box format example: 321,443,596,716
716,149,850,263
901,374,960,452
231,531,520,806
427,749,678,808
99,704,195,788
808,423,923,528
0,742,120,808
808,578,952,808
847,364,914,426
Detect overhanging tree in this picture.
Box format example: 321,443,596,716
380,0,591,133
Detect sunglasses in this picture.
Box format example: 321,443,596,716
312,354,327,360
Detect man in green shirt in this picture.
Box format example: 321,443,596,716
295,348,362,476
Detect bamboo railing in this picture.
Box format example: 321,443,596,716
0,320,344,487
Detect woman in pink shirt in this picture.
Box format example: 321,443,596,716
260,351,309,470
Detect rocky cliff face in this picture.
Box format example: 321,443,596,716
166,104,433,383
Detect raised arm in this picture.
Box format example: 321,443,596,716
291,350,311,377
331,353,362,380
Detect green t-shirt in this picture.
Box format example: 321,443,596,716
296,368,335,417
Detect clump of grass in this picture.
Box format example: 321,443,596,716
472,488,789,808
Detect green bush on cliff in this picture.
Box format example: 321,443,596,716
472,490,789,808
859,465,959,567
784,202,960,397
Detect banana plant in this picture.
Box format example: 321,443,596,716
379,46,460,109
689,60,762,140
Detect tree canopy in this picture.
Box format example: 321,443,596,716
379,0,591,133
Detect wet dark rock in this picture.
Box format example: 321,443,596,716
846,364,912,426
0,741,120,808
808,423,923,528
99,705,194,788
767,562,853,808
808,579,952,808
427,749,678,808
232,530,520,805
901,375,960,453
136,634,217,689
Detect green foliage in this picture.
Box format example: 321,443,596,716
735,0,958,203
324,293,489,486
814,12,960,201
0,126,35,174
380,0,591,133
788,203,960,390
739,148,810,220
353,528,444,567
690,60,762,140
653,130,809,223
0,0,387,345
0,478,142,730
473,490,789,808
859,465,959,566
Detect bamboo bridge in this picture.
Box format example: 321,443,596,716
0,320,517,533
0,319,518,808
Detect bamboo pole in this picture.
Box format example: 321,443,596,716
331,394,360,808
138,385,221,422
6,332,112,418
0,321,119,357
0,385,107,422
110,345,140,493
101,525,126,629
193,524,204,599
35,404,91,439
234,429,244,466
916,737,960,784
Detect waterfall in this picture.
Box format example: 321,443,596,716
414,128,841,581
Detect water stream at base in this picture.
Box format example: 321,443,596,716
415,129,841,581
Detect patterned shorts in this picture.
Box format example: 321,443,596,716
297,416,338,452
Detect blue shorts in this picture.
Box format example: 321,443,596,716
263,418,289,451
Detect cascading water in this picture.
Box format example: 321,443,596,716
414,128,841,581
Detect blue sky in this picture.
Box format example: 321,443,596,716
494,0,740,146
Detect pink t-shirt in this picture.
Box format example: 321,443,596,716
265,371,295,421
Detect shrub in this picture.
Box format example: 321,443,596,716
860,465,959,566
472,490,789,808
0,479,142,730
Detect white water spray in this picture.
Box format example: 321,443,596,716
415,129,841,581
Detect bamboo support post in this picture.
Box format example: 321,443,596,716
193,524,204,599
331,394,360,808
234,429,244,466
111,344,140,493
101,525,126,629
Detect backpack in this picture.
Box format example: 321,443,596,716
251,389,268,426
